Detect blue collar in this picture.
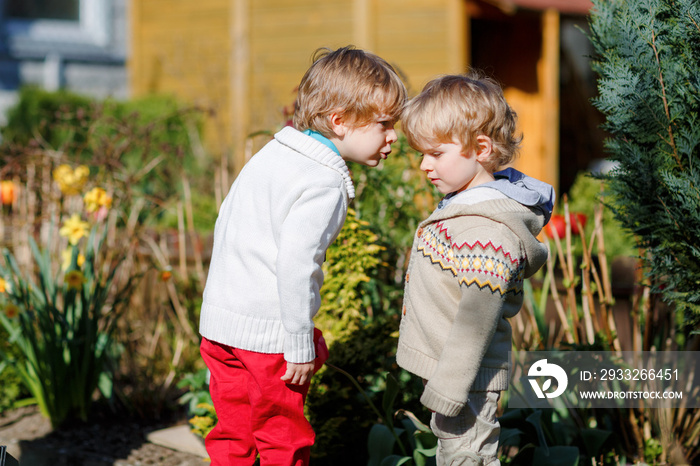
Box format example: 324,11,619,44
302,129,341,156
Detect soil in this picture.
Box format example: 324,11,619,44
0,406,207,466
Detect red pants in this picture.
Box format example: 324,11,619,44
200,331,327,466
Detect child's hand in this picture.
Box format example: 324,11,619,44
281,361,315,385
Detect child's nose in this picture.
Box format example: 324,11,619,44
420,157,432,172
387,128,398,144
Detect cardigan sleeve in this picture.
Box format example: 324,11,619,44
420,227,523,416
276,186,346,364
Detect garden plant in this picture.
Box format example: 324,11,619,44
0,164,132,428
2,2,699,458
0,88,217,426
588,0,700,328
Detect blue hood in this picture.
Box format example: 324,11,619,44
483,168,555,222
440,168,555,223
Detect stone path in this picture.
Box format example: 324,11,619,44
0,406,209,465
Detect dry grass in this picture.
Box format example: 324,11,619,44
511,194,700,464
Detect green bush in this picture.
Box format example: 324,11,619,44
1,86,93,148
0,326,30,413
307,316,426,466
177,368,216,439
1,86,218,232
314,209,385,342
307,207,427,465
588,0,700,326
0,88,215,423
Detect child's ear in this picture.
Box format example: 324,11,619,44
475,135,493,162
329,111,348,137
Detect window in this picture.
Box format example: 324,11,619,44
3,0,110,57
6,0,80,21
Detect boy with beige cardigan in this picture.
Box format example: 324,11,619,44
397,73,554,466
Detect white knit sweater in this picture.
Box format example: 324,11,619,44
199,126,355,363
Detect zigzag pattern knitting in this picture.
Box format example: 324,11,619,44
416,221,526,295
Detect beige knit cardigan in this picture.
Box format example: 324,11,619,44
396,196,548,416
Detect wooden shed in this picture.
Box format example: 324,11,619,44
129,0,596,195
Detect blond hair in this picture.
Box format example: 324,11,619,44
402,73,522,171
293,46,407,136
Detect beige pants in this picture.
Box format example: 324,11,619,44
430,391,501,466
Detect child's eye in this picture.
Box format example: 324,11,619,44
378,120,394,129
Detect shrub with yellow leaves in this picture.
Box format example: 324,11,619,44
189,403,217,439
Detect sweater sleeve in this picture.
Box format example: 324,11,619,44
276,186,346,363
421,230,522,416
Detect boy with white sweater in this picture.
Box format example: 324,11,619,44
199,46,406,465
397,73,554,466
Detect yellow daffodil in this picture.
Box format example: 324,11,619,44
65,270,87,291
0,277,5,293
59,214,90,245
61,248,85,271
4,303,19,318
53,164,90,196
83,187,113,213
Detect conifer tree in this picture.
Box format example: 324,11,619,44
588,0,700,327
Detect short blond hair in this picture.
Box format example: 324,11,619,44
402,73,522,171
293,46,407,136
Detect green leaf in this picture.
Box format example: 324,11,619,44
380,456,413,466
532,446,579,466
414,443,437,458
401,418,418,451
413,448,426,466
414,431,438,451
382,372,400,427
580,428,613,457
98,371,113,399
397,409,432,433
499,427,524,447
525,410,550,454
368,424,397,466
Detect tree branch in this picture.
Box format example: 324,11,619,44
649,26,682,168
